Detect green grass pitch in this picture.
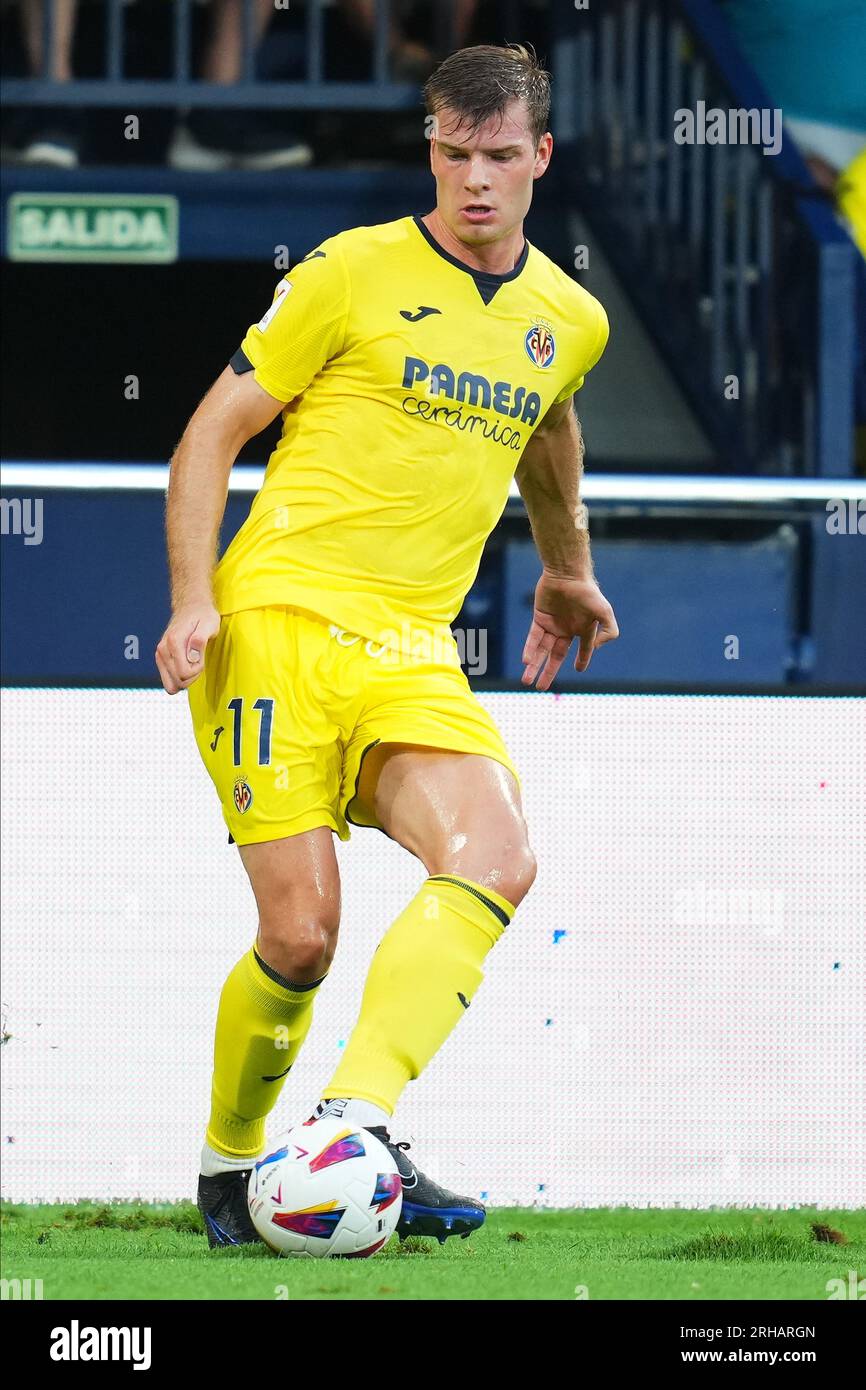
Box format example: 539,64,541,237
2,1204,864,1300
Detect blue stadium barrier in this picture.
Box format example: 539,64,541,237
3,466,864,687
0,165,566,264
505,534,800,684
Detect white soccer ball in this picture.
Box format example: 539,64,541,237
247,1116,403,1258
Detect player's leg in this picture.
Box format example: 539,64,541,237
359,739,534,892
205,827,341,1169
315,741,535,1241
188,606,350,1245
196,828,342,1247
321,743,534,1116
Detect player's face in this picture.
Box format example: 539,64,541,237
429,98,553,249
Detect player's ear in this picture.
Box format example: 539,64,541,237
534,132,553,179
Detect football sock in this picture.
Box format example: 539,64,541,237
200,1141,257,1178
319,874,515,1115
205,945,327,1164
308,1097,391,1128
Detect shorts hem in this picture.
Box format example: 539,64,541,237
224,810,347,846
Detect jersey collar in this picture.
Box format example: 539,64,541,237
411,215,529,306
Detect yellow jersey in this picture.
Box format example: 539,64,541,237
214,214,609,661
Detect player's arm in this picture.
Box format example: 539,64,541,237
515,394,592,578
514,395,619,689
157,240,348,693
155,368,286,695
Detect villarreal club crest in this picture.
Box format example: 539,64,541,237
524,318,557,370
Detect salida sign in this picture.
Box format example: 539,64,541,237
7,192,178,263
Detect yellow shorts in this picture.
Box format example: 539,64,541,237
187,605,521,845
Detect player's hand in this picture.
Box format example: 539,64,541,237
521,572,619,690
155,601,221,694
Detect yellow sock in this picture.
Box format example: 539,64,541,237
206,945,326,1159
321,874,515,1115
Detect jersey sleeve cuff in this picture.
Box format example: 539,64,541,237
229,346,254,374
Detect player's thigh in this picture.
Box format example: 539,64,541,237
239,827,342,974
188,606,347,846
361,742,536,902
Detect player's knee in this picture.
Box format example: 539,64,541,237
258,906,340,980
433,839,537,909
495,843,537,907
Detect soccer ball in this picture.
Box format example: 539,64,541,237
247,1115,403,1257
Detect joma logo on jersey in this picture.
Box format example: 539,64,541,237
401,356,542,424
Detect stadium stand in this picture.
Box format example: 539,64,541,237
2,0,864,686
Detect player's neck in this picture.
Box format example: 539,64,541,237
421,210,526,276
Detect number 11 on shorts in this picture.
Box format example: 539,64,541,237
226,697,274,766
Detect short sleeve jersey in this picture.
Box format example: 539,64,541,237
214,215,609,659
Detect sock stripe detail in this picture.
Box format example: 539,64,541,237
253,948,327,993
425,875,513,929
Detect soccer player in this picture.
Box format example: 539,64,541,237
156,43,618,1248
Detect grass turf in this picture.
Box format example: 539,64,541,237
2,1203,864,1300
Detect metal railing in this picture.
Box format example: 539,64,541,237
1,0,525,107
5,461,864,511
552,0,859,476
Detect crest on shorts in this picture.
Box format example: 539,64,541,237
233,778,253,814
524,319,556,368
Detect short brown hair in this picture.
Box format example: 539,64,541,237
424,44,551,148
